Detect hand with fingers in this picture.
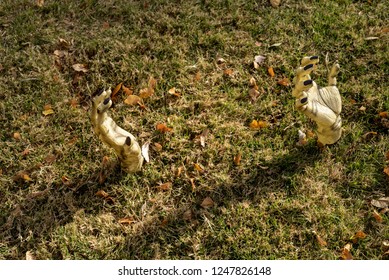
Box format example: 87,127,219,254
293,56,342,146
91,88,143,173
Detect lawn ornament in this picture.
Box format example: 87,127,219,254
292,56,342,146
91,88,143,173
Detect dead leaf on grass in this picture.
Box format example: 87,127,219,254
312,231,327,247
13,132,21,140
72,63,88,73
175,166,183,177
385,151,389,161
254,55,266,69
21,148,30,157
223,68,234,76
36,0,44,7
340,243,353,260
384,166,389,177
156,182,172,191
201,197,214,208
270,0,281,7
249,120,268,129
373,210,383,223
154,142,163,152
194,163,204,172
277,78,290,87
124,95,142,106
168,87,181,97
118,217,135,225
96,190,109,199
297,129,307,146
233,153,242,166
112,82,123,100
371,197,389,208
102,21,110,30
268,67,275,77
189,178,196,191
350,231,367,244
379,112,389,118
156,123,172,133
193,71,201,82
42,104,54,116
122,85,133,96
69,98,78,108
141,141,150,163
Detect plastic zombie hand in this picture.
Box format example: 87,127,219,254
91,88,143,173
292,56,342,146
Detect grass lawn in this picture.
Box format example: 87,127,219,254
0,0,388,260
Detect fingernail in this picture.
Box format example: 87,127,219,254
310,55,318,60
125,137,132,146
303,80,313,86
304,64,313,71
103,98,110,105
300,97,308,104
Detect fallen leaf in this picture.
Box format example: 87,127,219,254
249,77,258,89
249,88,260,101
160,218,168,227
371,197,389,208
175,166,183,177
42,108,54,116
379,112,389,118
111,82,123,99
297,129,307,146
200,135,206,147
384,166,389,177
156,123,172,133
381,27,389,34
154,142,163,151
254,55,266,66
340,243,353,260
183,209,193,221
373,210,383,223
270,0,281,7
53,50,68,57
69,98,78,108
96,190,109,198
13,132,21,140
359,105,366,111
26,251,35,260
141,141,150,163
386,151,389,161
255,41,262,47
194,163,204,172
217,57,226,64
312,231,327,247
102,21,110,30
194,71,201,82
168,87,181,97
21,148,30,157
249,120,268,129
234,153,242,166
201,197,214,208
44,154,56,164
122,85,133,96
61,175,70,185
277,78,290,87
36,0,44,7
189,178,196,191
72,63,88,73
124,95,142,105
118,217,134,225
270,42,282,47
268,67,275,77
22,173,33,182
148,77,157,89
351,231,367,244
157,182,172,191
139,87,154,99
223,68,234,76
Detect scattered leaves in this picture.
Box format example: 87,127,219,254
270,0,281,8
249,120,268,129
350,231,367,244
194,163,204,173
72,63,88,73
268,67,275,77
139,77,157,99
111,82,123,100
201,197,214,208
373,210,383,223
254,55,266,69
371,197,389,208
124,95,142,106
122,85,133,96
157,182,172,191
154,142,163,152
340,243,353,260
249,77,260,101
233,153,242,166
22,173,33,182
156,123,172,133
118,217,135,225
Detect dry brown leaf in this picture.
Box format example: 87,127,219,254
36,0,44,7
194,71,201,82
351,231,367,244
384,166,389,177
340,243,353,260
373,210,383,223
22,173,33,182
379,111,389,118
201,197,214,208
154,142,163,151
102,21,110,30
13,132,21,140
45,154,56,164
234,153,242,166
42,108,54,116
385,151,389,161
249,88,260,101
148,77,157,89
359,105,366,111
72,63,88,73
194,163,204,172
183,209,193,221
69,98,78,108
118,217,134,225
156,123,172,133
249,120,268,129
96,190,109,198
175,166,183,177
122,85,133,96
249,77,258,89
189,178,196,191
139,87,154,99
270,0,281,7
26,251,35,260
53,50,68,57
313,231,327,247
371,197,389,208
268,67,275,77
223,68,234,76
277,78,290,87
124,95,142,106
112,82,123,99
157,182,172,191
21,148,30,157
61,175,70,185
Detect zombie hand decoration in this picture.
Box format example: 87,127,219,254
91,88,143,173
292,56,342,146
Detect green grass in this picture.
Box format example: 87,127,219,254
0,0,388,260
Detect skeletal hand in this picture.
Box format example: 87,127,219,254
292,56,342,145
91,88,143,173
